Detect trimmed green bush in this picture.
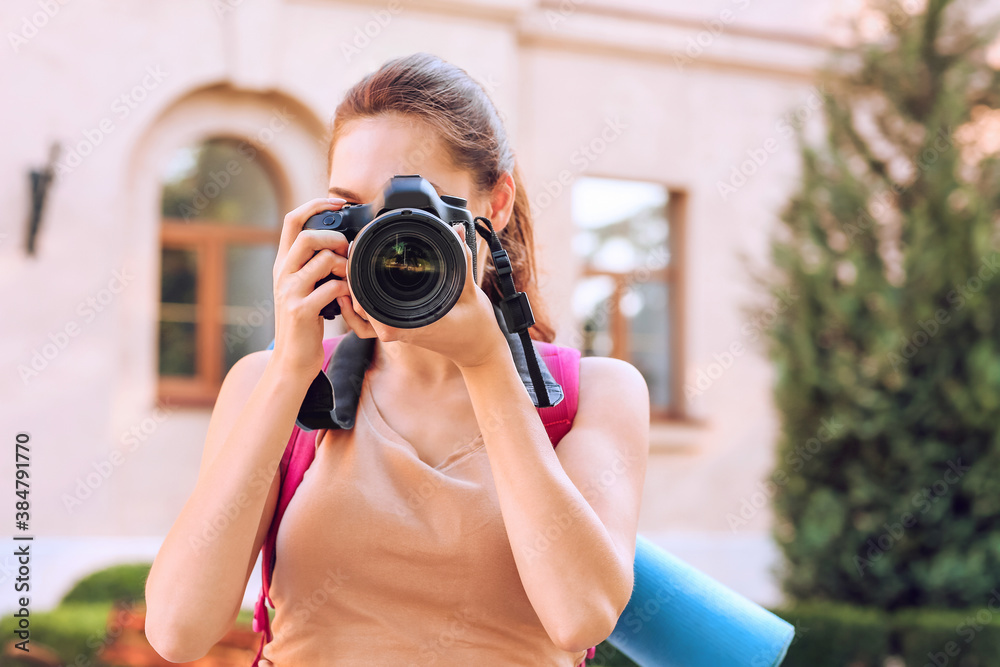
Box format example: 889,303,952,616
0,563,152,662
61,562,151,605
764,0,1000,609
590,640,641,667
237,606,255,628
895,604,1000,667
770,602,891,667
0,602,111,664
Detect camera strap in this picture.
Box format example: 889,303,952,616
474,217,554,408
292,216,558,432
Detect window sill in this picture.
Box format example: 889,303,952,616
648,417,708,453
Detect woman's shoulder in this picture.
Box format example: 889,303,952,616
557,354,649,461
227,348,273,378
573,356,649,437
578,355,648,403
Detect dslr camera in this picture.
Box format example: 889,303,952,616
302,175,477,329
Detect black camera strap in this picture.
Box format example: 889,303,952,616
474,216,554,408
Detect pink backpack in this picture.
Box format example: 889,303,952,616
251,334,596,665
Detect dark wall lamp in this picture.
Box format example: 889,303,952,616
26,143,60,256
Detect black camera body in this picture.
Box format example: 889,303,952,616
302,175,476,329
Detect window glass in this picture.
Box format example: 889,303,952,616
223,244,277,374
161,138,279,227
158,247,198,376
571,176,673,414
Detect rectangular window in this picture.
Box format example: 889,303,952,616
571,177,685,419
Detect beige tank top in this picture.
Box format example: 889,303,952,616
259,375,590,667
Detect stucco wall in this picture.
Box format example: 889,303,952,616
1,0,838,609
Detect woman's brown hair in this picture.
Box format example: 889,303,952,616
327,52,555,343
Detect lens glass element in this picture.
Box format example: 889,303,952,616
373,235,442,300
349,211,467,328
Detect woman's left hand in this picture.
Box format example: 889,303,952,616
335,224,510,368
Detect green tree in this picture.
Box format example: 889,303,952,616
766,0,1000,609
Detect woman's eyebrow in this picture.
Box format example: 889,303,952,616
328,181,447,202
328,186,364,201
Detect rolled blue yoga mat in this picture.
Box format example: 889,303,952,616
608,534,794,667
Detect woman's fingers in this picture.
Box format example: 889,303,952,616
276,248,344,300
300,276,352,316
336,295,379,339
277,197,346,258
297,246,348,282
276,198,345,261
277,229,351,283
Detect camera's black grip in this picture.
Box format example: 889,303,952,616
315,273,343,319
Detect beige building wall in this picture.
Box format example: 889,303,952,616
1,0,838,611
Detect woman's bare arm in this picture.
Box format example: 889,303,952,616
459,352,649,653
144,196,350,661
144,349,314,662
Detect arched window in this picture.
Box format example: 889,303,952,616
157,137,283,405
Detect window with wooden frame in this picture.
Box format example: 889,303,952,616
571,177,685,420
158,137,284,405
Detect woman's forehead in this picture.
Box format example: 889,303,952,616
328,116,473,202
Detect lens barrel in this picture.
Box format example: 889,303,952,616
348,209,466,328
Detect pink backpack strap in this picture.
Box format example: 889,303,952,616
252,334,347,665
534,341,582,447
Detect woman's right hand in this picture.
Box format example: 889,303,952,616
270,197,351,379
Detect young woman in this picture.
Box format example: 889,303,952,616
145,53,650,666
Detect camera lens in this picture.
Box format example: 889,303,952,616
373,236,441,300
348,210,466,328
